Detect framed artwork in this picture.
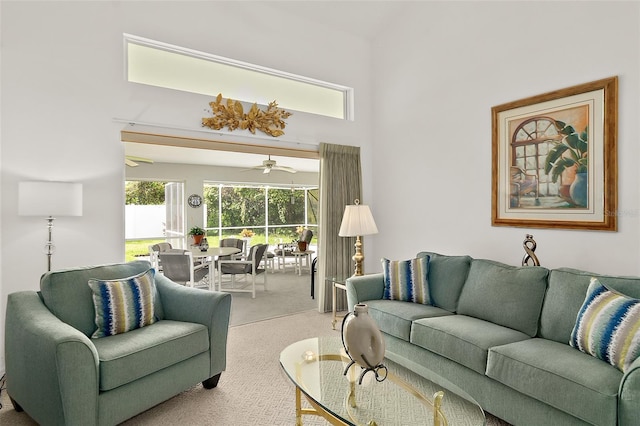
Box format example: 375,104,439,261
491,76,618,231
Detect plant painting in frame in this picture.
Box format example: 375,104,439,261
491,77,618,231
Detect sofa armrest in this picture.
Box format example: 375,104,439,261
619,356,640,425
155,274,232,376
5,291,99,426
346,273,385,310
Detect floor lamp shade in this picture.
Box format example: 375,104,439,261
339,199,378,276
19,181,83,217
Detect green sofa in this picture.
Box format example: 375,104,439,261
346,252,640,426
5,261,231,425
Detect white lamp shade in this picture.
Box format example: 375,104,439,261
19,181,83,217
338,204,378,237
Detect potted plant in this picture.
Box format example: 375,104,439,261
239,228,254,240
295,226,308,251
188,226,206,245
544,121,588,206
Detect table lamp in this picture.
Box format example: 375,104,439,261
19,181,83,271
338,199,378,276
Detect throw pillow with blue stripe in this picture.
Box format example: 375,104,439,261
382,256,430,304
88,268,157,338
570,277,640,372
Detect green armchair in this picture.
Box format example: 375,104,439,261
5,260,231,425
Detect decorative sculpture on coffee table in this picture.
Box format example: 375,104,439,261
341,303,387,384
522,234,540,266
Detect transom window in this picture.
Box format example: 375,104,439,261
125,34,352,120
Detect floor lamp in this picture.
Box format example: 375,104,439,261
338,199,379,276
19,181,83,272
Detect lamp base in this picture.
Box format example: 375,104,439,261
352,235,364,276
45,216,56,272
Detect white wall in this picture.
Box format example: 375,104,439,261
0,1,372,374
369,1,640,275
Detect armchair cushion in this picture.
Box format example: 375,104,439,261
88,268,157,338
92,320,209,391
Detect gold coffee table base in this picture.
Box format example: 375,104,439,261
293,354,448,426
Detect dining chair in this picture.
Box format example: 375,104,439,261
148,242,183,271
217,244,268,298
159,251,210,288
219,238,245,260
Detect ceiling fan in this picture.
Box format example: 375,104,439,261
125,155,154,167
251,155,297,174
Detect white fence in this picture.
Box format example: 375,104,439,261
125,205,165,239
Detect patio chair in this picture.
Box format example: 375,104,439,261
219,238,245,261
274,242,297,272
159,251,210,288
148,242,183,271
218,244,268,298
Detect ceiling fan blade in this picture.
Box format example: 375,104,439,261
125,155,154,164
272,165,297,173
125,158,138,167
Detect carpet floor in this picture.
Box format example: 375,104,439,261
222,269,318,327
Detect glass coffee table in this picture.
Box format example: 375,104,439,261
280,337,485,426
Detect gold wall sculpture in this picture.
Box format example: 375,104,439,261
202,93,292,137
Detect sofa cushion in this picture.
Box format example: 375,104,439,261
88,269,157,338
40,261,162,337
416,252,472,312
570,277,640,372
364,299,453,341
411,315,530,374
92,319,209,391
381,256,430,304
540,267,640,344
457,259,548,337
487,338,621,426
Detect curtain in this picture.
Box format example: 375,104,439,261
318,143,362,312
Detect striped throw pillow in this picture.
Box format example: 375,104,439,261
382,256,430,304
570,277,640,372
88,268,157,338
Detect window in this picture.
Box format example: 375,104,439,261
511,117,560,197
203,183,318,245
125,34,353,120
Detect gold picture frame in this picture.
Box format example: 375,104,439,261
491,76,618,231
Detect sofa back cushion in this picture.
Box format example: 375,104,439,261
416,252,472,312
457,259,549,337
40,261,163,337
540,268,640,343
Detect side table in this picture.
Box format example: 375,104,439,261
328,276,349,330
